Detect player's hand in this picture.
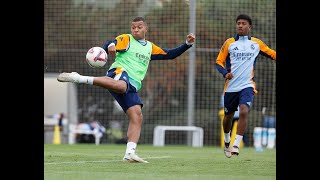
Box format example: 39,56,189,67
186,33,195,44
224,73,233,80
108,45,116,56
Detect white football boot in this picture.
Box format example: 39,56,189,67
231,146,239,156
123,153,149,163
224,142,232,158
57,72,80,83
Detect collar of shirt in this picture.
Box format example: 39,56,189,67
138,39,147,45
238,36,249,40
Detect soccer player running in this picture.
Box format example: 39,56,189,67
215,14,276,158
57,16,196,163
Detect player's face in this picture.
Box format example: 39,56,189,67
236,19,251,36
131,21,147,40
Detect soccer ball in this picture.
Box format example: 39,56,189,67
86,47,108,68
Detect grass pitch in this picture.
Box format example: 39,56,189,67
44,144,276,180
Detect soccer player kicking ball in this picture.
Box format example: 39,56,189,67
57,16,195,163
215,14,276,158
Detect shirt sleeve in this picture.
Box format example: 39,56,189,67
252,37,276,60
102,34,130,53
150,42,192,60
215,38,233,77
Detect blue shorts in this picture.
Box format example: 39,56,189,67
106,68,143,113
224,87,254,114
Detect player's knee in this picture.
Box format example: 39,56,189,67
127,106,143,123
239,105,249,114
132,107,143,120
239,109,249,118
114,80,127,94
224,113,233,121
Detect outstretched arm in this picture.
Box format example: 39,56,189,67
151,33,195,60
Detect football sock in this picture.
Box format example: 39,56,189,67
125,142,137,155
224,131,231,144
233,134,243,148
79,76,94,85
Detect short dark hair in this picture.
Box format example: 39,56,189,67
236,14,252,25
132,16,145,22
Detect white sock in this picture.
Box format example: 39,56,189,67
125,142,137,156
224,131,231,143
233,134,243,148
79,76,94,85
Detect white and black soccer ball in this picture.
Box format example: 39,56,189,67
86,47,108,68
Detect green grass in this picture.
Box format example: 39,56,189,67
44,144,276,180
